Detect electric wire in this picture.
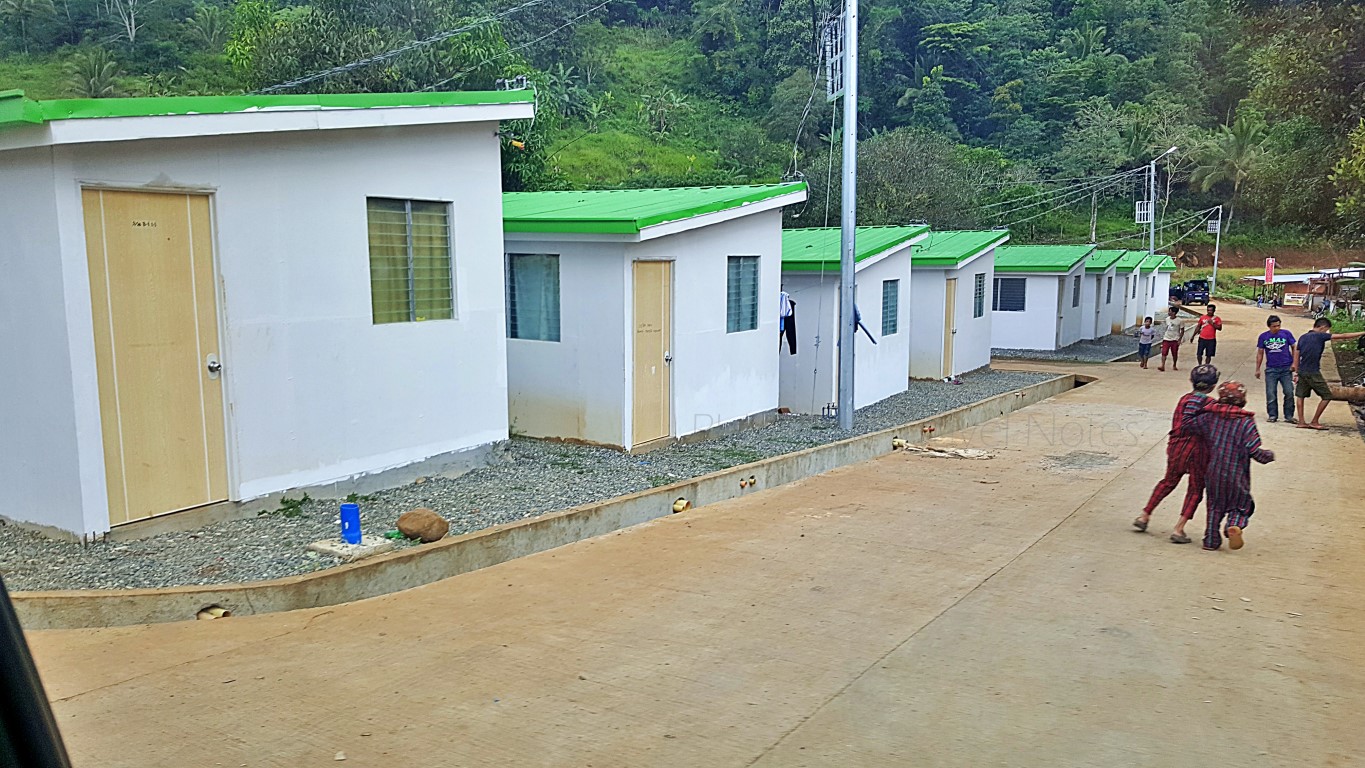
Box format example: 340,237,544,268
1158,210,1218,251
422,0,615,93
981,166,1144,216
787,46,827,178
995,170,1143,228
257,0,554,93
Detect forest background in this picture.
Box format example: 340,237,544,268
2,0,1363,252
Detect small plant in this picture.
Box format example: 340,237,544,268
648,474,674,488
344,492,374,504
259,493,311,518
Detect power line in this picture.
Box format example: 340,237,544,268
989,168,1142,222
257,0,554,93
1158,210,1217,251
981,166,1143,214
787,47,827,177
1087,206,1220,247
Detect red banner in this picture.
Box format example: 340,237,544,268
1265,258,1275,285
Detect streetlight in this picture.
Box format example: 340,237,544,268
1148,146,1177,262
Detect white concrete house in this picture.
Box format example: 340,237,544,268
990,245,1094,351
777,225,929,414
1082,249,1124,339
1139,253,1176,320
1114,249,1147,329
0,90,533,539
909,229,1009,379
502,183,807,451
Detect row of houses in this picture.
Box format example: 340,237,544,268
0,90,1171,539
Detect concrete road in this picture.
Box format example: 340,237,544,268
26,303,1365,767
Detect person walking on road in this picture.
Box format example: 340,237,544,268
1255,315,1297,423
1295,317,1365,431
1190,381,1275,551
1156,306,1187,371
1194,304,1222,366
1134,364,1219,543
1135,316,1158,369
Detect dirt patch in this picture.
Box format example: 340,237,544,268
1041,450,1116,472
1171,245,1365,270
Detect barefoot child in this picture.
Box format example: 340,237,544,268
1134,364,1220,543
1156,307,1187,371
1134,317,1158,369
1189,381,1275,550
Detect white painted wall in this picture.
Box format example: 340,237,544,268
1154,272,1173,315
1120,268,1141,329
1080,272,1102,340
948,252,996,374
10,122,513,536
992,274,1060,350
504,240,628,446
634,212,782,439
507,212,784,447
1057,261,1087,348
1099,270,1122,335
779,245,913,413
908,270,947,379
0,148,90,535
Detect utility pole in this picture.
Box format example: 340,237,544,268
1148,146,1177,262
1210,204,1223,297
836,0,858,431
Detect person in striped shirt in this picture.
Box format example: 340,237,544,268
1189,381,1276,551
1134,364,1220,543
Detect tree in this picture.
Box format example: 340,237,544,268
1190,114,1268,230
0,0,55,54
108,0,152,45
186,4,229,51
67,47,123,98
1330,120,1365,242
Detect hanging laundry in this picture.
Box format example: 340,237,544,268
779,290,798,354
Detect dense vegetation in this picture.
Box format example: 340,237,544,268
3,0,1363,248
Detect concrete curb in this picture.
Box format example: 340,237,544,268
14,375,1077,630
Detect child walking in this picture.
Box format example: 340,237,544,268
1189,381,1275,550
1134,316,1158,368
1134,364,1219,543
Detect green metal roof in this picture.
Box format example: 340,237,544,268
503,183,807,235
993,244,1094,273
1115,250,1148,270
0,89,533,132
1156,255,1177,272
1085,248,1127,273
911,230,1009,267
781,225,930,271
1139,253,1169,272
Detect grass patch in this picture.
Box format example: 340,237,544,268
0,54,77,99
550,130,717,186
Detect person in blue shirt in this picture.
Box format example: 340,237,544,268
1295,317,1365,431
1254,315,1297,423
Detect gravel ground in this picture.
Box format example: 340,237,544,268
0,369,1054,592
994,331,1140,363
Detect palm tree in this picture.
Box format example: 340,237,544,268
0,0,55,55
1063,21,1110,60
1190,115,1268,230
67,48,123,99
186,5,230,51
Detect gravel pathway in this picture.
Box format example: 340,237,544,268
0,369,1055,592
994,331,1139,363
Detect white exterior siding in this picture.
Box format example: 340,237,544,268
507,212,784,447
778,244,913,414
1,122,514,536
991,274,1060,350
909,251,995,378
1057,261,1088,348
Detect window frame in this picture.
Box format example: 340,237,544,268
505,252,562,342
992,276,1027,312
366,197,456,325
1071,275,1081,308
881,279,900,336
973,272,986,318
726,255,760,333
1105,275,1113,304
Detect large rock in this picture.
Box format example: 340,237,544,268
396,508,449,543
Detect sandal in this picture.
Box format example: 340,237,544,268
1170,532,1191,544
1132,517,1149,532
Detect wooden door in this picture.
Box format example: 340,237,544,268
942,278,957,378
82,189,228,525
631,261,672,446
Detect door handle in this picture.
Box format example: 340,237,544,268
206,354,222,379
664,352,673,364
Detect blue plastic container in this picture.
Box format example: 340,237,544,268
339,503,361,545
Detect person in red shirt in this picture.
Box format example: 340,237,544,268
1134,364,1220,543
1194,304,1222,365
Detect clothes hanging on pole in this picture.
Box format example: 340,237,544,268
779,290,798,354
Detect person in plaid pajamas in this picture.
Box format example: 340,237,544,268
1189,381,1276,551
1134,364,1220,543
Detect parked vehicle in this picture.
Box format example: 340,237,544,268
1175,279,1210,305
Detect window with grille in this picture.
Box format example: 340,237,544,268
1150,277,1156,297
726,255,759,332
1132,277,1137,298
881,279,900,335
1106,276,1113,304
1072,275,1081,308
993,277,1026,311
973,273,986,318
506,253,560,342
367,198,454,324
